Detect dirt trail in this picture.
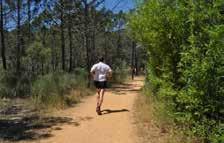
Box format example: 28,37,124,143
31,77,144,143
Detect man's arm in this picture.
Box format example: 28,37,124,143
106,66,112,80
90,65,96,79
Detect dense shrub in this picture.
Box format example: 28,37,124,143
0,69,31,97
31,70,90,108
112,61,130,83
129,0,224,142
0,65,92,108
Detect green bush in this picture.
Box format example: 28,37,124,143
0,67,90,109
0,69,31,97
31,71,90,109
73,68,88,88
129,0,224,142
112,61,130,83
0,69,11,97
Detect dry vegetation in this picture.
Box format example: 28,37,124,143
134,90,199,143
0,85,93,143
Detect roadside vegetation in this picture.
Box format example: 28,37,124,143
0,0,146,141
135,85,199,143
129,0,224,142
0,0,142,111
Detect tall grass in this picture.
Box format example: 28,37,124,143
0,69,11,97
0,64,129,110
111,61,130,84
0,68,32,97
31,70,92,109
141,82,200,143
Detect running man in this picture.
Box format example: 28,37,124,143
90,57,112,115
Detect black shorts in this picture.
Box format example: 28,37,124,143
94,81,107,89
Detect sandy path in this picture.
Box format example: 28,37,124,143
33,77,144,143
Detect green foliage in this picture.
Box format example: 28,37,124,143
26,41,51,63
23,41,51,76
31,71,90,109
0,66,90,108
112,60,130,83
0,69,12,97
73,68,88,87
129,0,224,142
0,40,52,97
0,69,31,97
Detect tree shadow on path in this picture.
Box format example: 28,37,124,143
0,105,79,142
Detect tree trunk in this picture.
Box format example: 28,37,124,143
0,0,6,70
28,0,33,73
60,0,65,71
117,31,121,59
68,15,73,72
51,29,56,71
27,0,31,42
134,43,138,75
84,1,91,87
41,26,46,74
131,41,136,80
91,28,96,65
91,7,96,65
104,32,108,63
16,0,21,74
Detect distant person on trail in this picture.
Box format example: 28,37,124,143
90,57,112,115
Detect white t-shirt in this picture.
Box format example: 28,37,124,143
90,62,112,82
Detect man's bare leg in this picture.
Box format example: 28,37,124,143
99,89,105,108
96,89,101,107
96,89,101,114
